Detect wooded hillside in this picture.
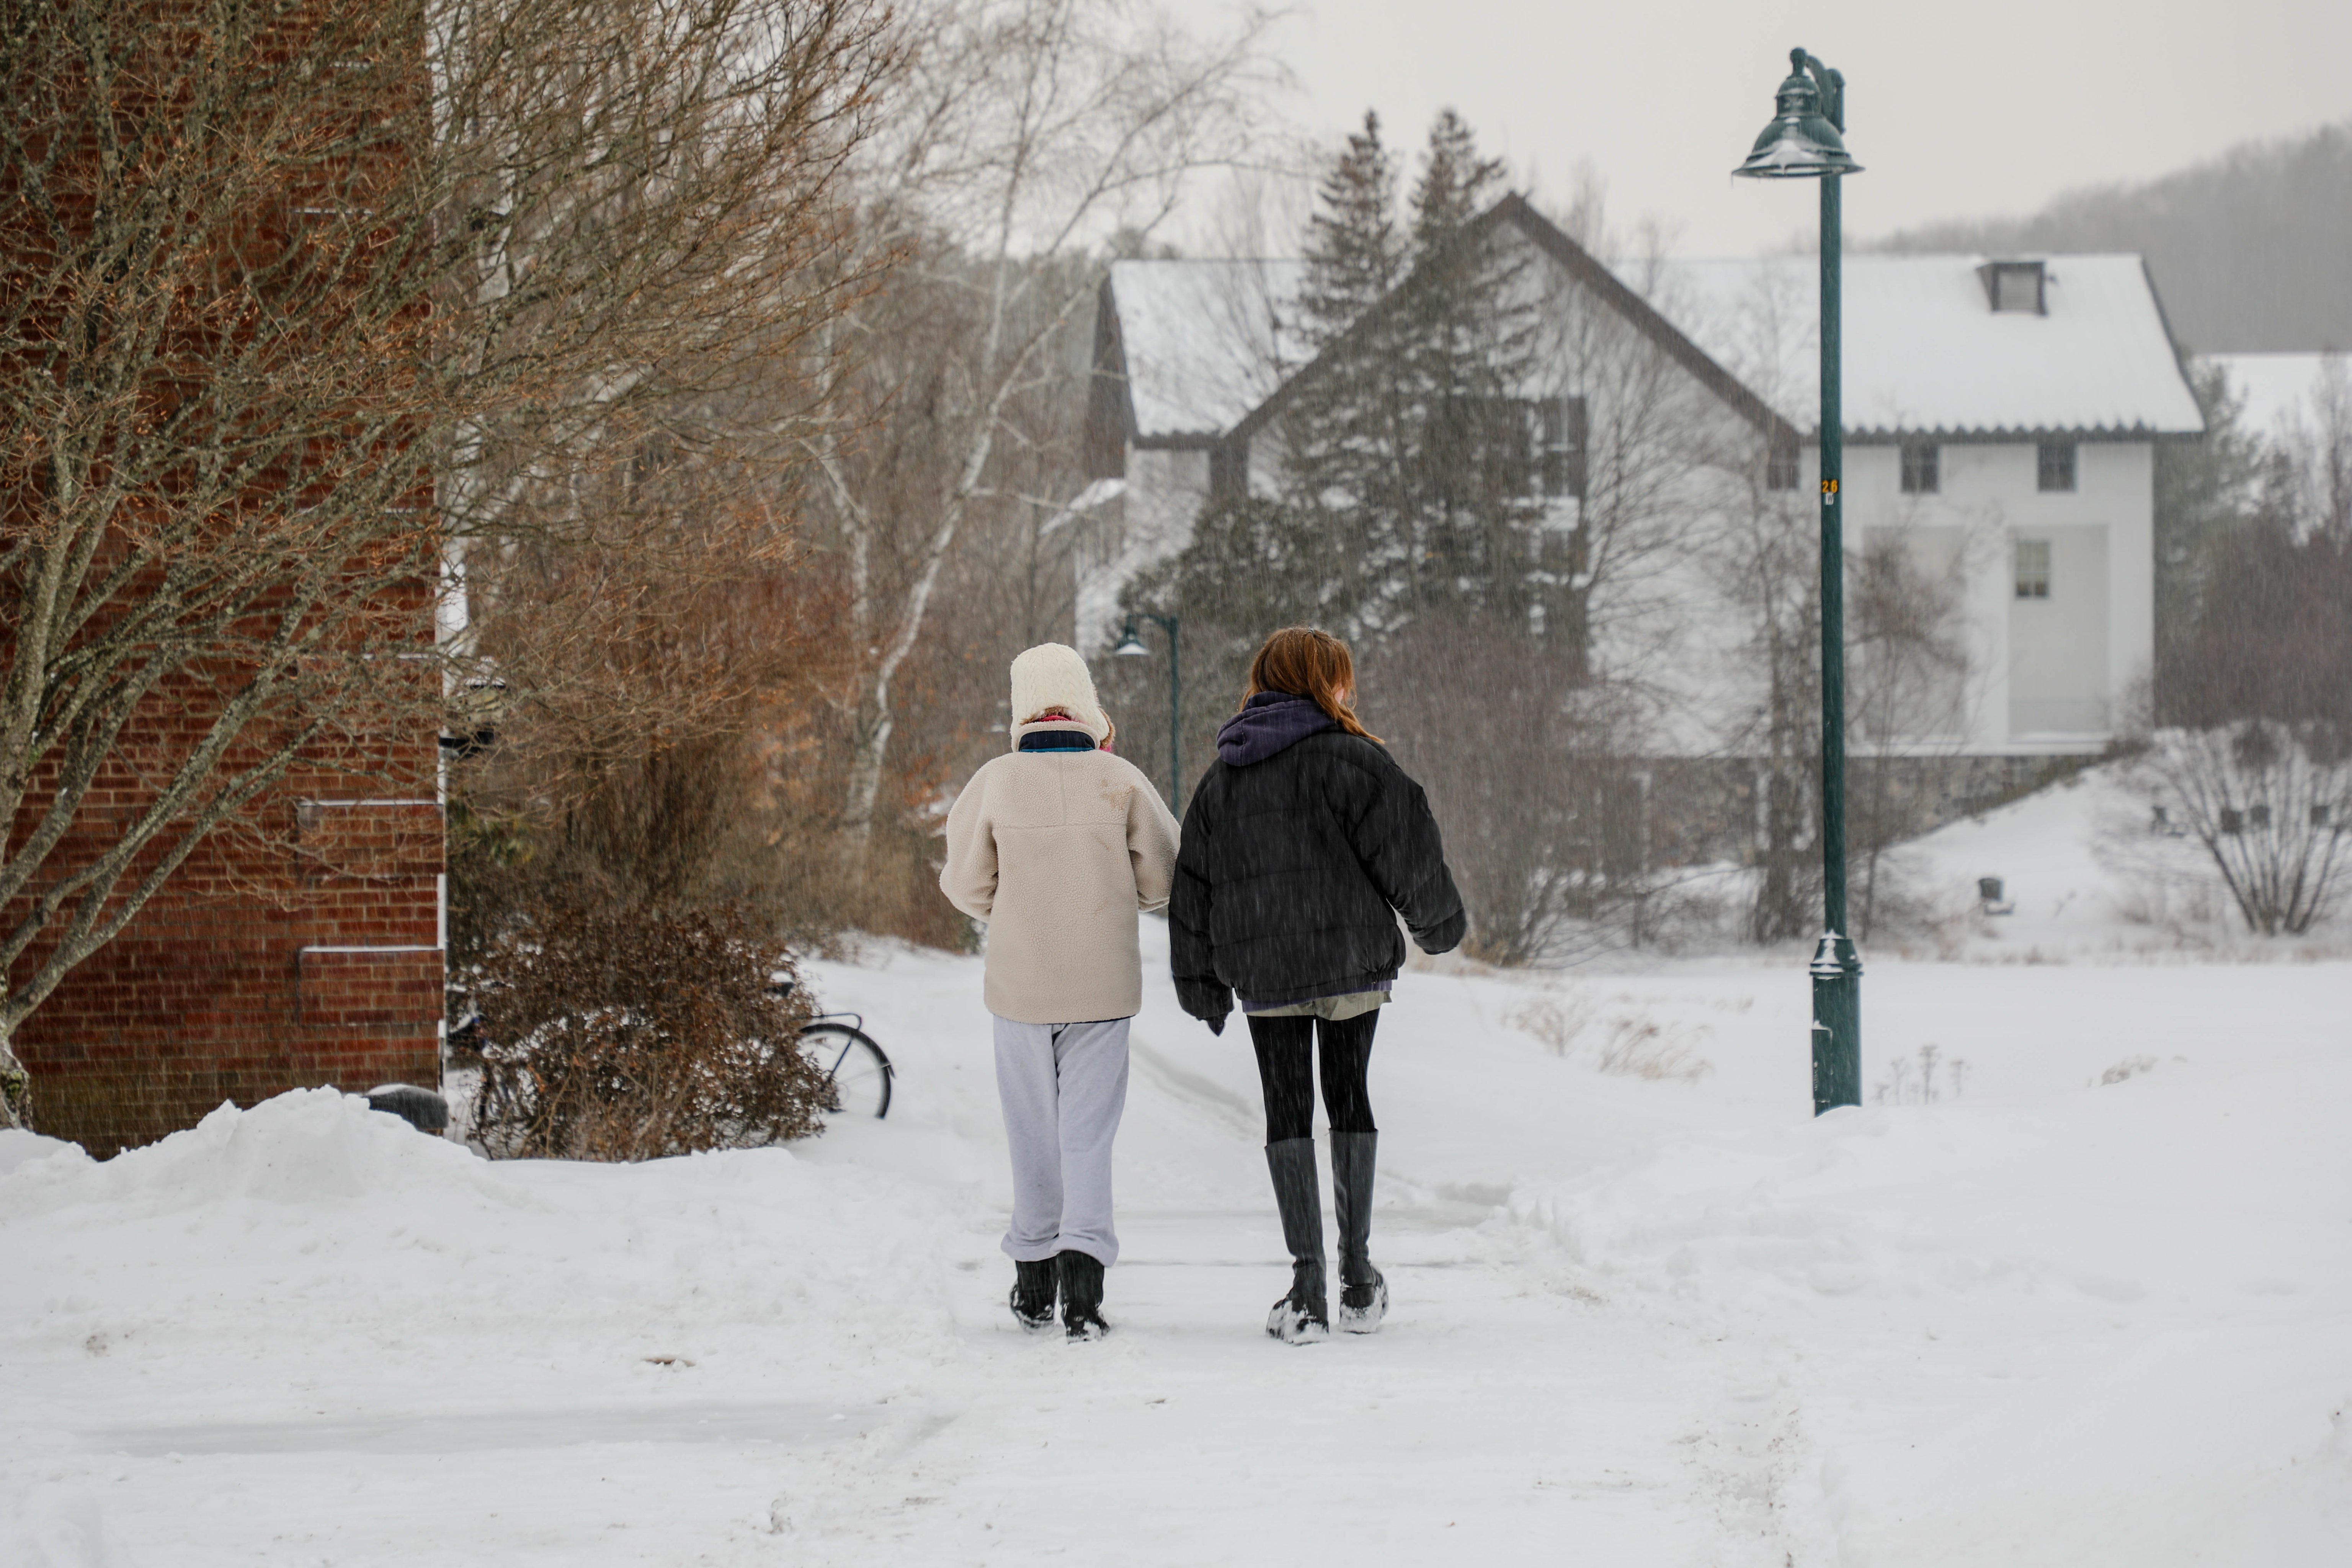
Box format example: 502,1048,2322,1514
1878,122,2352,354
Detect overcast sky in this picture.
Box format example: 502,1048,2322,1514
1165,0,2352,256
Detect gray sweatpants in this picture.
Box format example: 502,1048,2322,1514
992,1014,1131,1267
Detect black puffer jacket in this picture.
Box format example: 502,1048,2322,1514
1170,694,1466,1030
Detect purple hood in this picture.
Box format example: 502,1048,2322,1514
1216,691,1335,766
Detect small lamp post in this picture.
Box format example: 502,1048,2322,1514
1115,613,1183,813
1733,47,1865,1115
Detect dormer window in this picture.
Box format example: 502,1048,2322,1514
1978,260,2046,315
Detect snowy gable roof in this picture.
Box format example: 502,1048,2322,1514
1106,259,1309,441
2198,352,2346,444
1656,254,2204,440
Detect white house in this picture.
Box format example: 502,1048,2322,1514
1082,198,2203,776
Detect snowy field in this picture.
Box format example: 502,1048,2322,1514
5,774,2349,1566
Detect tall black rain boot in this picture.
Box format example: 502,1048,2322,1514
1009,1258,1057,1332
1057,1249,1109,1341
1331,1130,1387,1333
1264,1137,1329,1343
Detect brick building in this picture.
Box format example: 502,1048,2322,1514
3,11,446,1157
14,749,445,1160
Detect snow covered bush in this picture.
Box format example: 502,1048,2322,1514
2123,721,2351,936
463,903,826,1160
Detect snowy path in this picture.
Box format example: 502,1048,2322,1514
5,917,2350,1565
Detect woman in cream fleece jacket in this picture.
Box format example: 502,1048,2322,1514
939,643,1180,1339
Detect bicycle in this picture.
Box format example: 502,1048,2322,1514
769,978,893,1120
797,1011,894,1120
446,990,894,1129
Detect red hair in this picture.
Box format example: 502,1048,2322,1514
1242,627,1380,742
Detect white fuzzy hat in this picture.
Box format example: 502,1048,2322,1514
1009,642,1109,742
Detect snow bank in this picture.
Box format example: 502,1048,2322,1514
0,1089,495,1219
0,1127,79,1178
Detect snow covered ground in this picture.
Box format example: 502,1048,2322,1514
5,773,2349,1566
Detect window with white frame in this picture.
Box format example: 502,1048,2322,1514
1539,396,1589,500
2014,538,2051,599
1900,441,1939,495
2037,439,2076,492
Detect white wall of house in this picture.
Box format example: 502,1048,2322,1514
1076,446,1209,654
1832,438,2154,755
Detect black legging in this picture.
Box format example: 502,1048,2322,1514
1247,1011,1379,1143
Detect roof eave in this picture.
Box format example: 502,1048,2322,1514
1831,423,2207,444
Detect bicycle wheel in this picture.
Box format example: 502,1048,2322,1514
797,1022,893,1120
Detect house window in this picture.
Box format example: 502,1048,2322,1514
2014,538,2051,599
1978,260,2047,314
1765,436,1800,492
2037,440,2076,492
1540,396,1589,500
1207,439,1249,506
1900,441,1939,495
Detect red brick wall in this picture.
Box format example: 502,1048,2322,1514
16,776,444,1159
4,9,443,1157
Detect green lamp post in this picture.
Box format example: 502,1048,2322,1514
1114,612,1183,813
1734,48,1865,1115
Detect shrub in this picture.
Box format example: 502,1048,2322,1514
465,902,827,1160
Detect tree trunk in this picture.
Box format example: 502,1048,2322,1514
0,1032,27,1130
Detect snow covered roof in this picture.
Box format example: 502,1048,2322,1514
1656,254,2205,440
1105,260,1308,441
1101,227,2203,447
2198,352,2347,444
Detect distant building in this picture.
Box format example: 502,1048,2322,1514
1084,197,2203,821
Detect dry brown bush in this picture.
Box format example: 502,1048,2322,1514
466,902,827,1160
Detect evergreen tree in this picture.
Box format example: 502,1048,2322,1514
1298,112,1406,356
2154,361,2271,719
1278,111,1413,635
1143,109,1547,652
1395,109,1544,625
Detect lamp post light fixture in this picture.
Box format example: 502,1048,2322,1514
1734,47,1865,1116
1115,612,1183,813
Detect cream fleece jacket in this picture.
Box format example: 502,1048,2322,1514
939,720,1181,1025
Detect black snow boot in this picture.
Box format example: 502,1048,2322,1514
1331,1130,1388,1333
1264,1137,1329,1344
1009,1258,1057,1332
1057,1249,1109,1341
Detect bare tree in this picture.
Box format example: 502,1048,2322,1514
1846,531,1974,937
2127,721,2350,936
2128,466,2352,936
1370,615,1650,965
0,0,887,1127
2267,351,2352,548
1529,179,1735,691
804,0,1277,844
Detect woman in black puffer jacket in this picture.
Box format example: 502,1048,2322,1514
1170,627,1465,1343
